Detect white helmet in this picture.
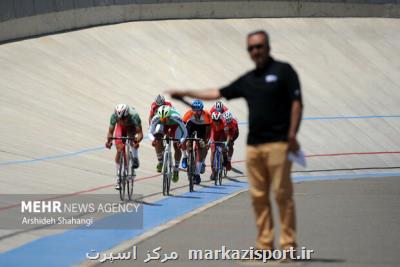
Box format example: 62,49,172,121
215,101,224,112
211,111,222,121
223,111,233,123
114,104,129,119
155,94,165,106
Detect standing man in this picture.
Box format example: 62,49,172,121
168,30,302,253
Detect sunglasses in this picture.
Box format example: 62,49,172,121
247,43,264,52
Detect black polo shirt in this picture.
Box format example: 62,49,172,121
220,57,302,145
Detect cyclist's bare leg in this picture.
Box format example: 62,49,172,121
196,146,207,174
209,145,214,173
126,127,140,169
228,144,234,162
210,146,217,178
154,139,164,164
181,140,191,169
173,142,182,168
115,143,126,171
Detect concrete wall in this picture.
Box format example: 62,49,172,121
1,0,400,43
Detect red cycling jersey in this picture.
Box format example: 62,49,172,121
209,105,229,115
210,120,227,142
149,101,172,119
224,118,239,140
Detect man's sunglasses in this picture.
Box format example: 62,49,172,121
247,43,264,52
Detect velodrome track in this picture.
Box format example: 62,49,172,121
0,18,400,266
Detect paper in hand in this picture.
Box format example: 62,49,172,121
288,149,307,167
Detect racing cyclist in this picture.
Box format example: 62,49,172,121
182,99,212,184
223,111,239,171
105,104,144,190
209,100,229,114
148,94,172,125
209,111,228,180
148,105,187,182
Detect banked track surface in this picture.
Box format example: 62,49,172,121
0,17,400,254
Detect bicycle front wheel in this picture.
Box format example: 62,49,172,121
162,151,170,196
127,148,135,201
119,151,126,201
188,150,195,192
223,163,228,177
213,150,220,186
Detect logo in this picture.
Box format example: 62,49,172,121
265,74,278,83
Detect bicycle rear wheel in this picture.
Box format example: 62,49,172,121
119,150,126,201
214,150,219,186
223,164,228,177
215,157,224,185
188,149,195,192
127,148,135,201
162,151,171,196
166,153,172,195
213,149,221,186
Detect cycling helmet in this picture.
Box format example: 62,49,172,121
155,94,165,106
191,99,204,111
157,105,172,121
211,111,222,121
215,101,224,112
223,111,233,123
114,104,129,119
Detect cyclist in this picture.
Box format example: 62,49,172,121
182,99,212,184
223,111,239,171
148,94,172,125
209,111,228,180
209,100,229,114
148,105,187,182
105,104,143,190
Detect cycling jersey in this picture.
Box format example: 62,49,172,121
183,110,212,125
114,125,137,145
109,106,141,127
209,105,229,114
210,120,227,142
148,108,187,142
183,110,212,140
149,101,172,120
224,118,239,141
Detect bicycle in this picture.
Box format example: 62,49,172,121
211,141,227,186
160,135,180,196
185,131,201,192
110,137,137,201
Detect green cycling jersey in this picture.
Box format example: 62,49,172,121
109,106,141,127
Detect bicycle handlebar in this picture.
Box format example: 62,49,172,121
160,137,180,141
185,138,202,141
210,141,226,144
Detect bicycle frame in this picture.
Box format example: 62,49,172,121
212,141,226,186
110,137,136,201
186,131,201,192
161,136,179,196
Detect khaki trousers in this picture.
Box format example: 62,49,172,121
246,142,296,249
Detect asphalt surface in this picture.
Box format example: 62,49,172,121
99,176,400,267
